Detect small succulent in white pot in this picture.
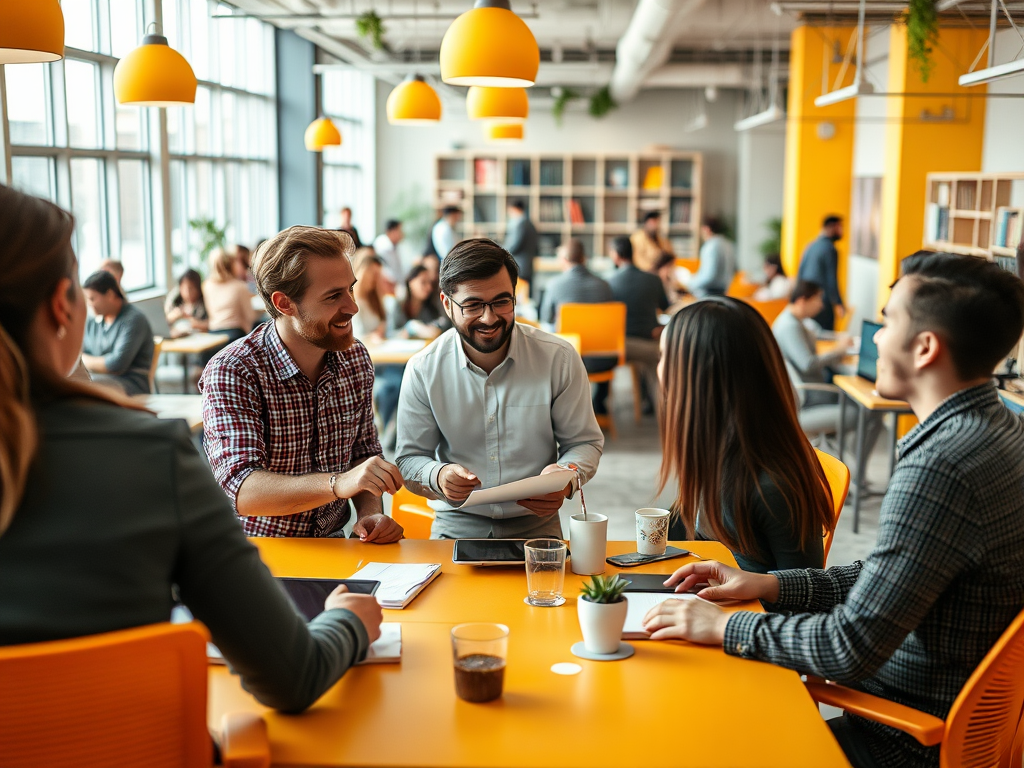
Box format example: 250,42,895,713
578,574,628,654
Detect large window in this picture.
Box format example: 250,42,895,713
1,0,279,293
3,0,156,291
164,0,278,275
320,69,375,241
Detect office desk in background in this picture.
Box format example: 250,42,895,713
208,539,850,768
133,394,204,432
364,338,428,366
833,375,913,533
160,333,230,393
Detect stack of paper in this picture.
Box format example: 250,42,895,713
358,624,402,664
350,562,442,609
621,592,697,639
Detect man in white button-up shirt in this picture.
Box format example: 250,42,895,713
396,239,605,539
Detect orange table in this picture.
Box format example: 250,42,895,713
208,539,849,768
833,375,913,533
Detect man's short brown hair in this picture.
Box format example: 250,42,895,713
252,226,355,319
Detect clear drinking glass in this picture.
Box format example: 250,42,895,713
524,538,567,607
451,623,509,703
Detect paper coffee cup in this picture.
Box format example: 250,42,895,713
569,513,608,575
635,508,670,555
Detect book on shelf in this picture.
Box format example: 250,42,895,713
995,209,1021,249
568,199,584,225
671,199,692,224
507,160,530,186
539,198,564,223
474,158,499,186
956,183,976,211
926,203,950,243
995,256,1018,273
539,163,563,186
642,166,664,191
935,182,951,208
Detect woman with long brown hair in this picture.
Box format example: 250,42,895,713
203,245,256,343
657,297,834,573
0,185,381,713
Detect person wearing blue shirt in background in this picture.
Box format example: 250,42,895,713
688,217,735,298
797,215,845,331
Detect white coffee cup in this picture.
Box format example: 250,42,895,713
568,512,608,575
635,508,670,556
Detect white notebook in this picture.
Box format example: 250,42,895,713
359,624,402,664
349,562,442,609
621,592,698,639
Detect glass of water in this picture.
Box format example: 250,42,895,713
524,538,567,607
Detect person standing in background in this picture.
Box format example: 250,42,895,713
431,206,462,259
372,219,405,292
338,207,362,249
687,217,735,298
204,246,257,344
797,215,845,331
630,211,674,272
502,199,538,287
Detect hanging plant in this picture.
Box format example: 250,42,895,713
905,0,939,82
551,87,579,127
588,85,617,119
356,10,387,51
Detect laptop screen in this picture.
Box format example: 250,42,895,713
857,320,882,382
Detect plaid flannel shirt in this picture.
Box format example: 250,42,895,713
199,322,382,537
724,384,1024,768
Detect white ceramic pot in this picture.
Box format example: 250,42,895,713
568,512,608,575
577,596,628,655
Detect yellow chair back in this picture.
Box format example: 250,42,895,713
391,486,435,540
556,302,627,365
742,297,789,327
814,448,850,565
725,271,758,299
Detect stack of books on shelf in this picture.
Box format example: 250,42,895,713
539,163,563,186
926,203,951,243
538,198,564,223
956,183,976,211
637,197,664,212
474,159,499,186
568,199,585,225
439,188,464,204
642,166,664,191
671,199,692,225
507,160,530,186
995,209,1022,249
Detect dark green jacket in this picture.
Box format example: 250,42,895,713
0,399,369,713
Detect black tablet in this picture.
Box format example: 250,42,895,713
277,578,381,621
618,573,679,593
452,538,529,566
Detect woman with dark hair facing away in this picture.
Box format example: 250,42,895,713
657,297,834,573
164,268,209,337
0,184,383,715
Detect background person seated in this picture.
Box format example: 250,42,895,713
753,253,793,302
164,269,209,338
657,297,834,573
351,249,389,343
204,246,257,344
686,216,736,298
81,270,154,396
387,264,447,342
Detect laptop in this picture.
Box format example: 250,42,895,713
857,319,882,383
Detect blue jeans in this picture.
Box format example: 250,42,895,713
375,365,404,429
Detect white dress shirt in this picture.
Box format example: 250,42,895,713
431,219,456,259
372,233,404,283
396,323,604,538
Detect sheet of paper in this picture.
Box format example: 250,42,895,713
621,592,698,639
358,624,401,664
453,469,575,509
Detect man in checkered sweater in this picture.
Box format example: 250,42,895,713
201,226,404,541
642,252,1024,768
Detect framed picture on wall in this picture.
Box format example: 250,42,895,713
851,176,882,260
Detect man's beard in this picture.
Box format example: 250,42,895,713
456,314,514,355
295,306,355,352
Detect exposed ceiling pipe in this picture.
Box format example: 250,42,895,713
609,0,710,103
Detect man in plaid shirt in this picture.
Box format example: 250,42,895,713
200,226,404,540
642,253,1024,768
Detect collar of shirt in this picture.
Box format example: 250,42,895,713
261,320,342,384
898,382,999,457
452,323,520,373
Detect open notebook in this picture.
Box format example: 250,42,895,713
622,592,699,639
349,562,442,609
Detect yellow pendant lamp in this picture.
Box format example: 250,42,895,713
114,26,197,106
467,86,528,123
386,75,442,125
485,123,524,143
304,117,342,152
0,0,64,63
440,0,539,88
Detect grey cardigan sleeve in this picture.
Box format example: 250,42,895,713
169,421,369,713
103,313,149,374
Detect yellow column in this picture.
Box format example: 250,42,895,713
782,25,857,297
877,26,988,311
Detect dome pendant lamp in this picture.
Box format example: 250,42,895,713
304,117,342,152
114,25,197,106
440,0,539,88
467,86,528,122
386,75,442,125
485,122,524,143
0,0,64,64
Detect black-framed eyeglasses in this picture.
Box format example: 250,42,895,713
449,295,516,319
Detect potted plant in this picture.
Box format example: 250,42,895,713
578,574,628,654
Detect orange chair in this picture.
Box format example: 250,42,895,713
742,297,789,326
725,271,759,299
675,257,700,274
0,622,269,768
557,302,627,439
814,448,850,565
806,605,1024,768
391,486,435,539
